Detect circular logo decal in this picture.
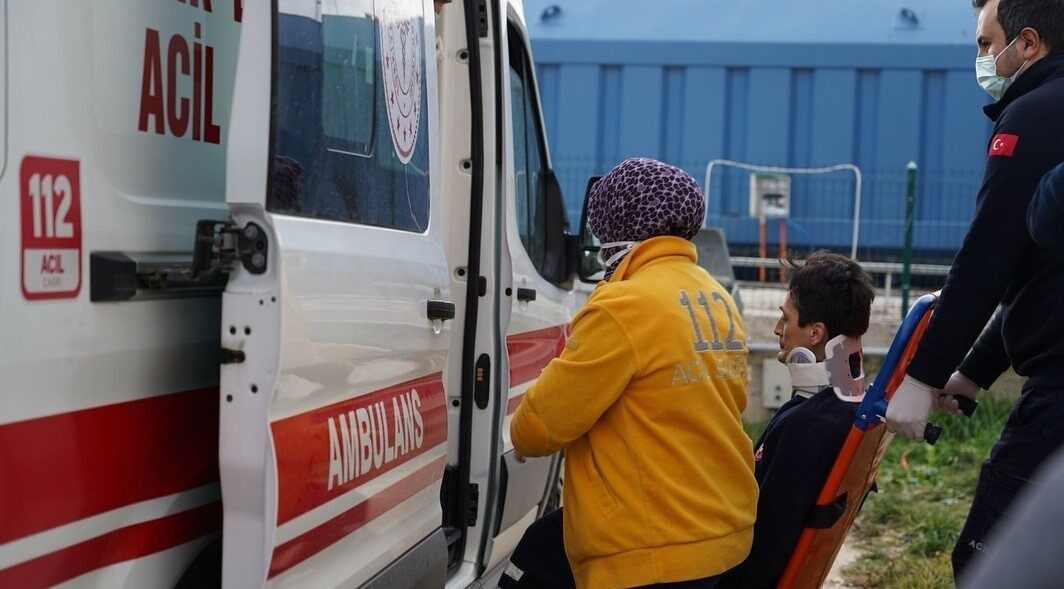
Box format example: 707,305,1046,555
379,0,423,165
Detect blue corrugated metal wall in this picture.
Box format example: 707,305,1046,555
524,0,994,261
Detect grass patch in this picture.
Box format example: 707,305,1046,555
841,394,1013,588
744,419,768,442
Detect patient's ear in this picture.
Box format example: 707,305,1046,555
808,322,827,347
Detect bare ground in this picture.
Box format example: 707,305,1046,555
824,540,861,588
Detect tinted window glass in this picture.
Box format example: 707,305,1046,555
322,14,375,155
508,29,546,270
271,0,429,232
510,67,530,248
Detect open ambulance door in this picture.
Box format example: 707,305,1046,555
215,1,451,586
436,0,572,579
477,0,574,573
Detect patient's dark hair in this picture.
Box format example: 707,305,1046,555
782,251,875,339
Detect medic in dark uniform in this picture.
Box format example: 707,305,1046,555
958,163,1064,588
885,0,1064,579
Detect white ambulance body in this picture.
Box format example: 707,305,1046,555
0,0,584,586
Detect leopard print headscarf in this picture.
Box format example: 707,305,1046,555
587,157,706,276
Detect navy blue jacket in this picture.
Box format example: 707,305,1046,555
906,52,1064,390
1028,162,1064,248
718,388,858,589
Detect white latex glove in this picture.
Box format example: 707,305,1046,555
886,375,935,441
934,371,980,417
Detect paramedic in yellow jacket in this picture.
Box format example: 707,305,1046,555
505,158,758,589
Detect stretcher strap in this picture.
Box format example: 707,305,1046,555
803,492,848,529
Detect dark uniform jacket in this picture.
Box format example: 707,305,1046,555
718,387,858,589
906,51,1064,390
1027,162,1064,248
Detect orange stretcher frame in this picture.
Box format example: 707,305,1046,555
776,293,939,589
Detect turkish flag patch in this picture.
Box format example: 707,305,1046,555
989,133,1019,157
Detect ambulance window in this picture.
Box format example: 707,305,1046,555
322,14,375,154
507,26,547,272
270,2,430,232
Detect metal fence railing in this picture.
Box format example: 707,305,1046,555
552,155,977,347
553,156,979,268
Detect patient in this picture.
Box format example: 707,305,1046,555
718,251,875,589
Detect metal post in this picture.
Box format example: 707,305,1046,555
758,214,767,282
778,220,788,283
902,161,917,316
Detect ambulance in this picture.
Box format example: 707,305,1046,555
0,0,592,586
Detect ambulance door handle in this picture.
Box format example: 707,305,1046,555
427,300,456,322
427,300,455,336
516,288,537,302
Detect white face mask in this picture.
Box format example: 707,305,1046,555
597,241,639,269
976,36,1029,101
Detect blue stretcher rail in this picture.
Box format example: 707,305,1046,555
853,293,939,433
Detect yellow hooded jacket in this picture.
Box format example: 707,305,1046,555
511,236,758,588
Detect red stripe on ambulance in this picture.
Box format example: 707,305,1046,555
0,387,220,545
268,456,446,578
505,325,568,414
506,325,567,388
0,501,221,588
271,372,448,526
507,393,525,416
0,345,559,580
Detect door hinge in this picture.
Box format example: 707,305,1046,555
89,251,227,302
468,483,480,527
192,219,269,279
221,347,246,365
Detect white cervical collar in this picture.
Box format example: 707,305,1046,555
785,335,865,403
785,347,827,398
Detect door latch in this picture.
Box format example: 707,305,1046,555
192,219,269,279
